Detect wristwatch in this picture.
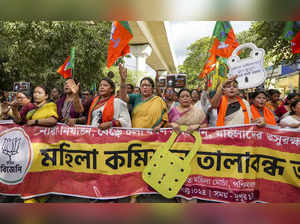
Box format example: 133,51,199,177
34,120,38,125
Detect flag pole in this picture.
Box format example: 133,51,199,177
199,21,218,80
72,47,75,79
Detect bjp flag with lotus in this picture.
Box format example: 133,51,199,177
106,21,133,68
57,47,75,79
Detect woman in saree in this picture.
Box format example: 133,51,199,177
168,88,206,203
211,75,256,127
119,64,169,203
25,86,58,127
119,64,168,130
87,78,131,129
23,86,58,203
168,88,207,132
250,90,276,126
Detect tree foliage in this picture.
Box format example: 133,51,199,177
248,21,297,66
180,21,298,89
0,21,114,92
178,37,212,88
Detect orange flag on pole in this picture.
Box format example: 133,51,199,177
210,21,239,58
199,53,216,78
57,47,75,79
107,21,133,68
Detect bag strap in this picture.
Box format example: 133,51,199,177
185,129,202,164
160,126,202,164
158,129,179,153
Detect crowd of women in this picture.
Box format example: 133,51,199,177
1,64,300,203
1,64,300,132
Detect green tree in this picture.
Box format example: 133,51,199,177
249,21,297,67
0,21,112,92
178,37,212,88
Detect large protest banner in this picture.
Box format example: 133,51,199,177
0,121,299,202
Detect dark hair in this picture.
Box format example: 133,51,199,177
178,88,191,97
51,87,60,93
127,84,134,89
268,89,280,97
250,90,267,101
208,90,216,99
34,85,49,96
290,99,300,115
0,90,3,97
191,89,200,96
100,78,116,95
165,87,174,94
140,77,155,88
285,93,299,105
17,90,31,99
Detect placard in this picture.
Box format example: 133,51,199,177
227,43,267,89
158,77,166,87
175,74,186,88
166,74,176,87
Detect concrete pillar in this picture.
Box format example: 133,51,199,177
130,44,152,76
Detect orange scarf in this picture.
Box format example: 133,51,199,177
251,104,276,125
216,96,250,127
87,95,114,125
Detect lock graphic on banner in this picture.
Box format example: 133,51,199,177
142,126,202,199
227,43,267,89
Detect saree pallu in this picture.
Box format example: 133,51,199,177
132,96,168,128
26,102,58,120
168,105,206,126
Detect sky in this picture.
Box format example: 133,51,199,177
125,21,252,77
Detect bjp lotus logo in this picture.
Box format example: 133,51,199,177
2,137,21,165
0,128,33,185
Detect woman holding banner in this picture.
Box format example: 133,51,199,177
24,86,58,127
119,64,168,131
250,90,276,126
23,85,58,203
87,77,131,129
119,63,170,203
211,75,255,127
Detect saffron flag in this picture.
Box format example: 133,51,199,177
283,21,300,54
210,21,239,58
57,47,75,79
107,21,133,68
199,21,238,79
199,53,216,78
